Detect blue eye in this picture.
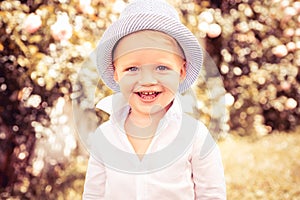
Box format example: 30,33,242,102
126,66,139,72
156,65,168,71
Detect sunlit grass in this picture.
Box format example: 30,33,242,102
220,128,300,200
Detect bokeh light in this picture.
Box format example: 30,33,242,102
1,0,300,199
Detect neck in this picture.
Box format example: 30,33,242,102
125,102,173,139
125,108,165,140
128,107,167,128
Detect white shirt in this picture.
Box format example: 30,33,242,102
83,94,226,200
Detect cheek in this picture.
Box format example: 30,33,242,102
118,75,137,97
158,73,181,93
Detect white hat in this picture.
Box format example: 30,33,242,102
96,0,203,94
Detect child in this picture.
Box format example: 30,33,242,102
83,0,226,199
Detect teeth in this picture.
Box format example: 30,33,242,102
139,91,157,95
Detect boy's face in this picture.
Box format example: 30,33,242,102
113,49,186,116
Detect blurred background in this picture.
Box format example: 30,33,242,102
0,0,300,199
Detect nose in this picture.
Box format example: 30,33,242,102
138,67,158,85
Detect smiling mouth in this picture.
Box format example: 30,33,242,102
135,91,161,100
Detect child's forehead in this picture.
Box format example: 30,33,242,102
113,30,185,62
113,49,185,67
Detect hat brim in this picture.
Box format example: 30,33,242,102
96,13,203,94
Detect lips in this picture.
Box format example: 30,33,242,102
135,91,161,101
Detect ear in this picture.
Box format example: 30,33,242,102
113,65,119,83
179,61,186,83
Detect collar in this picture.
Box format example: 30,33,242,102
96,92,187,130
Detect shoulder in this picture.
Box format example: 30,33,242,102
87,119,114,145
181,113,209,136
96,119,113,133
182,113,217,159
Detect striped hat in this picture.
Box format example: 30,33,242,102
96,0,203,94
